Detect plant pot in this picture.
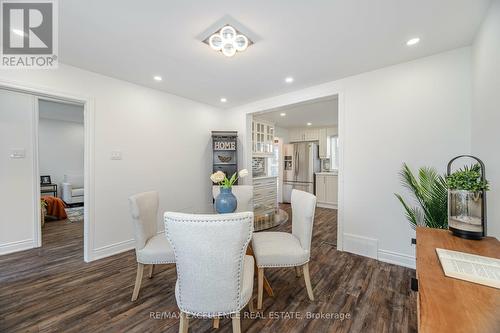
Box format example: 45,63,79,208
448,190,484,239
215,187,237,214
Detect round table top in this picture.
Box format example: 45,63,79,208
172,204,288,232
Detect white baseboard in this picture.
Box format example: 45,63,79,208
342,233,378,259
378,249,416,269
0,239,35,255
317,202,338,209
91,239,135,261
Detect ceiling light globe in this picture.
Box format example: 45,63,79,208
220,26,236,41
222,42,236,57
406,37,420,46
209,34,223,50
234,35,248,51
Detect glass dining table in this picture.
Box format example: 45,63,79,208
177,203,289,232
173,203,288,297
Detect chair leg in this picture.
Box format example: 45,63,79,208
213,317,220,328
257,267,264,310
131,263,145,301
232,313,241,333
295,266,302,277
179,311,189,333
248,296,255,313
148,264,155,278
302,263,315,301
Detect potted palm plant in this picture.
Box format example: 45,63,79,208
395,163,448,230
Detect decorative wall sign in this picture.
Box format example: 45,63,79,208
214,141,236,151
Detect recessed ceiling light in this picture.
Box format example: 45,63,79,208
280,112,286,117
307,122,312,126
285,77,294,83
153,76,162,81
406,38,420,46
220,97,227,103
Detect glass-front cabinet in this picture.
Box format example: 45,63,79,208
252,119,274,155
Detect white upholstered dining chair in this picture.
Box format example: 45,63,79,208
164,211,254,333
212,185,254,212
128,191,175,301
251,189,317,309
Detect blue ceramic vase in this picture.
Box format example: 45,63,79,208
215,187,237,213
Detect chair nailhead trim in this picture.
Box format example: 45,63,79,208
164,214,254,316
257,260,310,268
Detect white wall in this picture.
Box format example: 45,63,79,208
227,48,472,268
472,0,500,239
0,64,224,258
39,116,84,196
0,90,37,254
274,126,290,143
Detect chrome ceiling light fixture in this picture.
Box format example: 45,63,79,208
204,25,252,57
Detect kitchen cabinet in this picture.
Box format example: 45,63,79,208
315,173,338,208
318,128,330,159
252,119,274,155
289,128,302,142
253,176,277,215
289,128,319,142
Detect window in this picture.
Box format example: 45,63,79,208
330,136,339,170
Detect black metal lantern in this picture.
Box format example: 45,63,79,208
447,155,487,240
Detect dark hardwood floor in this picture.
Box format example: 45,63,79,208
0,206,416,333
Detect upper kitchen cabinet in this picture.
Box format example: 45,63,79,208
289,128,319,142
252,119,274,155
305,128,319,141
319,127,338,158
318,128,330,159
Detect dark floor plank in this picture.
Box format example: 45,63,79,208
0,206,416,333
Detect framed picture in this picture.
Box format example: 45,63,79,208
40,175,52,185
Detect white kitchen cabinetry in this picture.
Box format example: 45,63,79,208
305,128,319,141
252,119,274,155
318,128,330,159
253,176,277,215
289,128,302,142
289,128,319,142
315,173,338,208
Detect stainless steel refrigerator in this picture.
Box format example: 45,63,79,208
283,142,320,203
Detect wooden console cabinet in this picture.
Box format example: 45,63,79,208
416,227,500,333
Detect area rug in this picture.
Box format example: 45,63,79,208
66,207,84,223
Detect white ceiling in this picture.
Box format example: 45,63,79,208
39,100,84,123
255,97,338,128
59,0,490,108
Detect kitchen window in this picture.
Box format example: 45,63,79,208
330,136,339,170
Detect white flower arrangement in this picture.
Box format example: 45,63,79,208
210,169,249,189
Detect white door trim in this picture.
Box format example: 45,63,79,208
0,79,95,262
243,89,345,251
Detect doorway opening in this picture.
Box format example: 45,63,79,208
248,95,340,248
38,99,85,252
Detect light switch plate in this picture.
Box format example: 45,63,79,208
10,148,26,159
111,150,122,160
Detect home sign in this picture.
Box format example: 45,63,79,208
214,141,236,151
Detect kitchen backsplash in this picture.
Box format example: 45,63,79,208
252,157,266,177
